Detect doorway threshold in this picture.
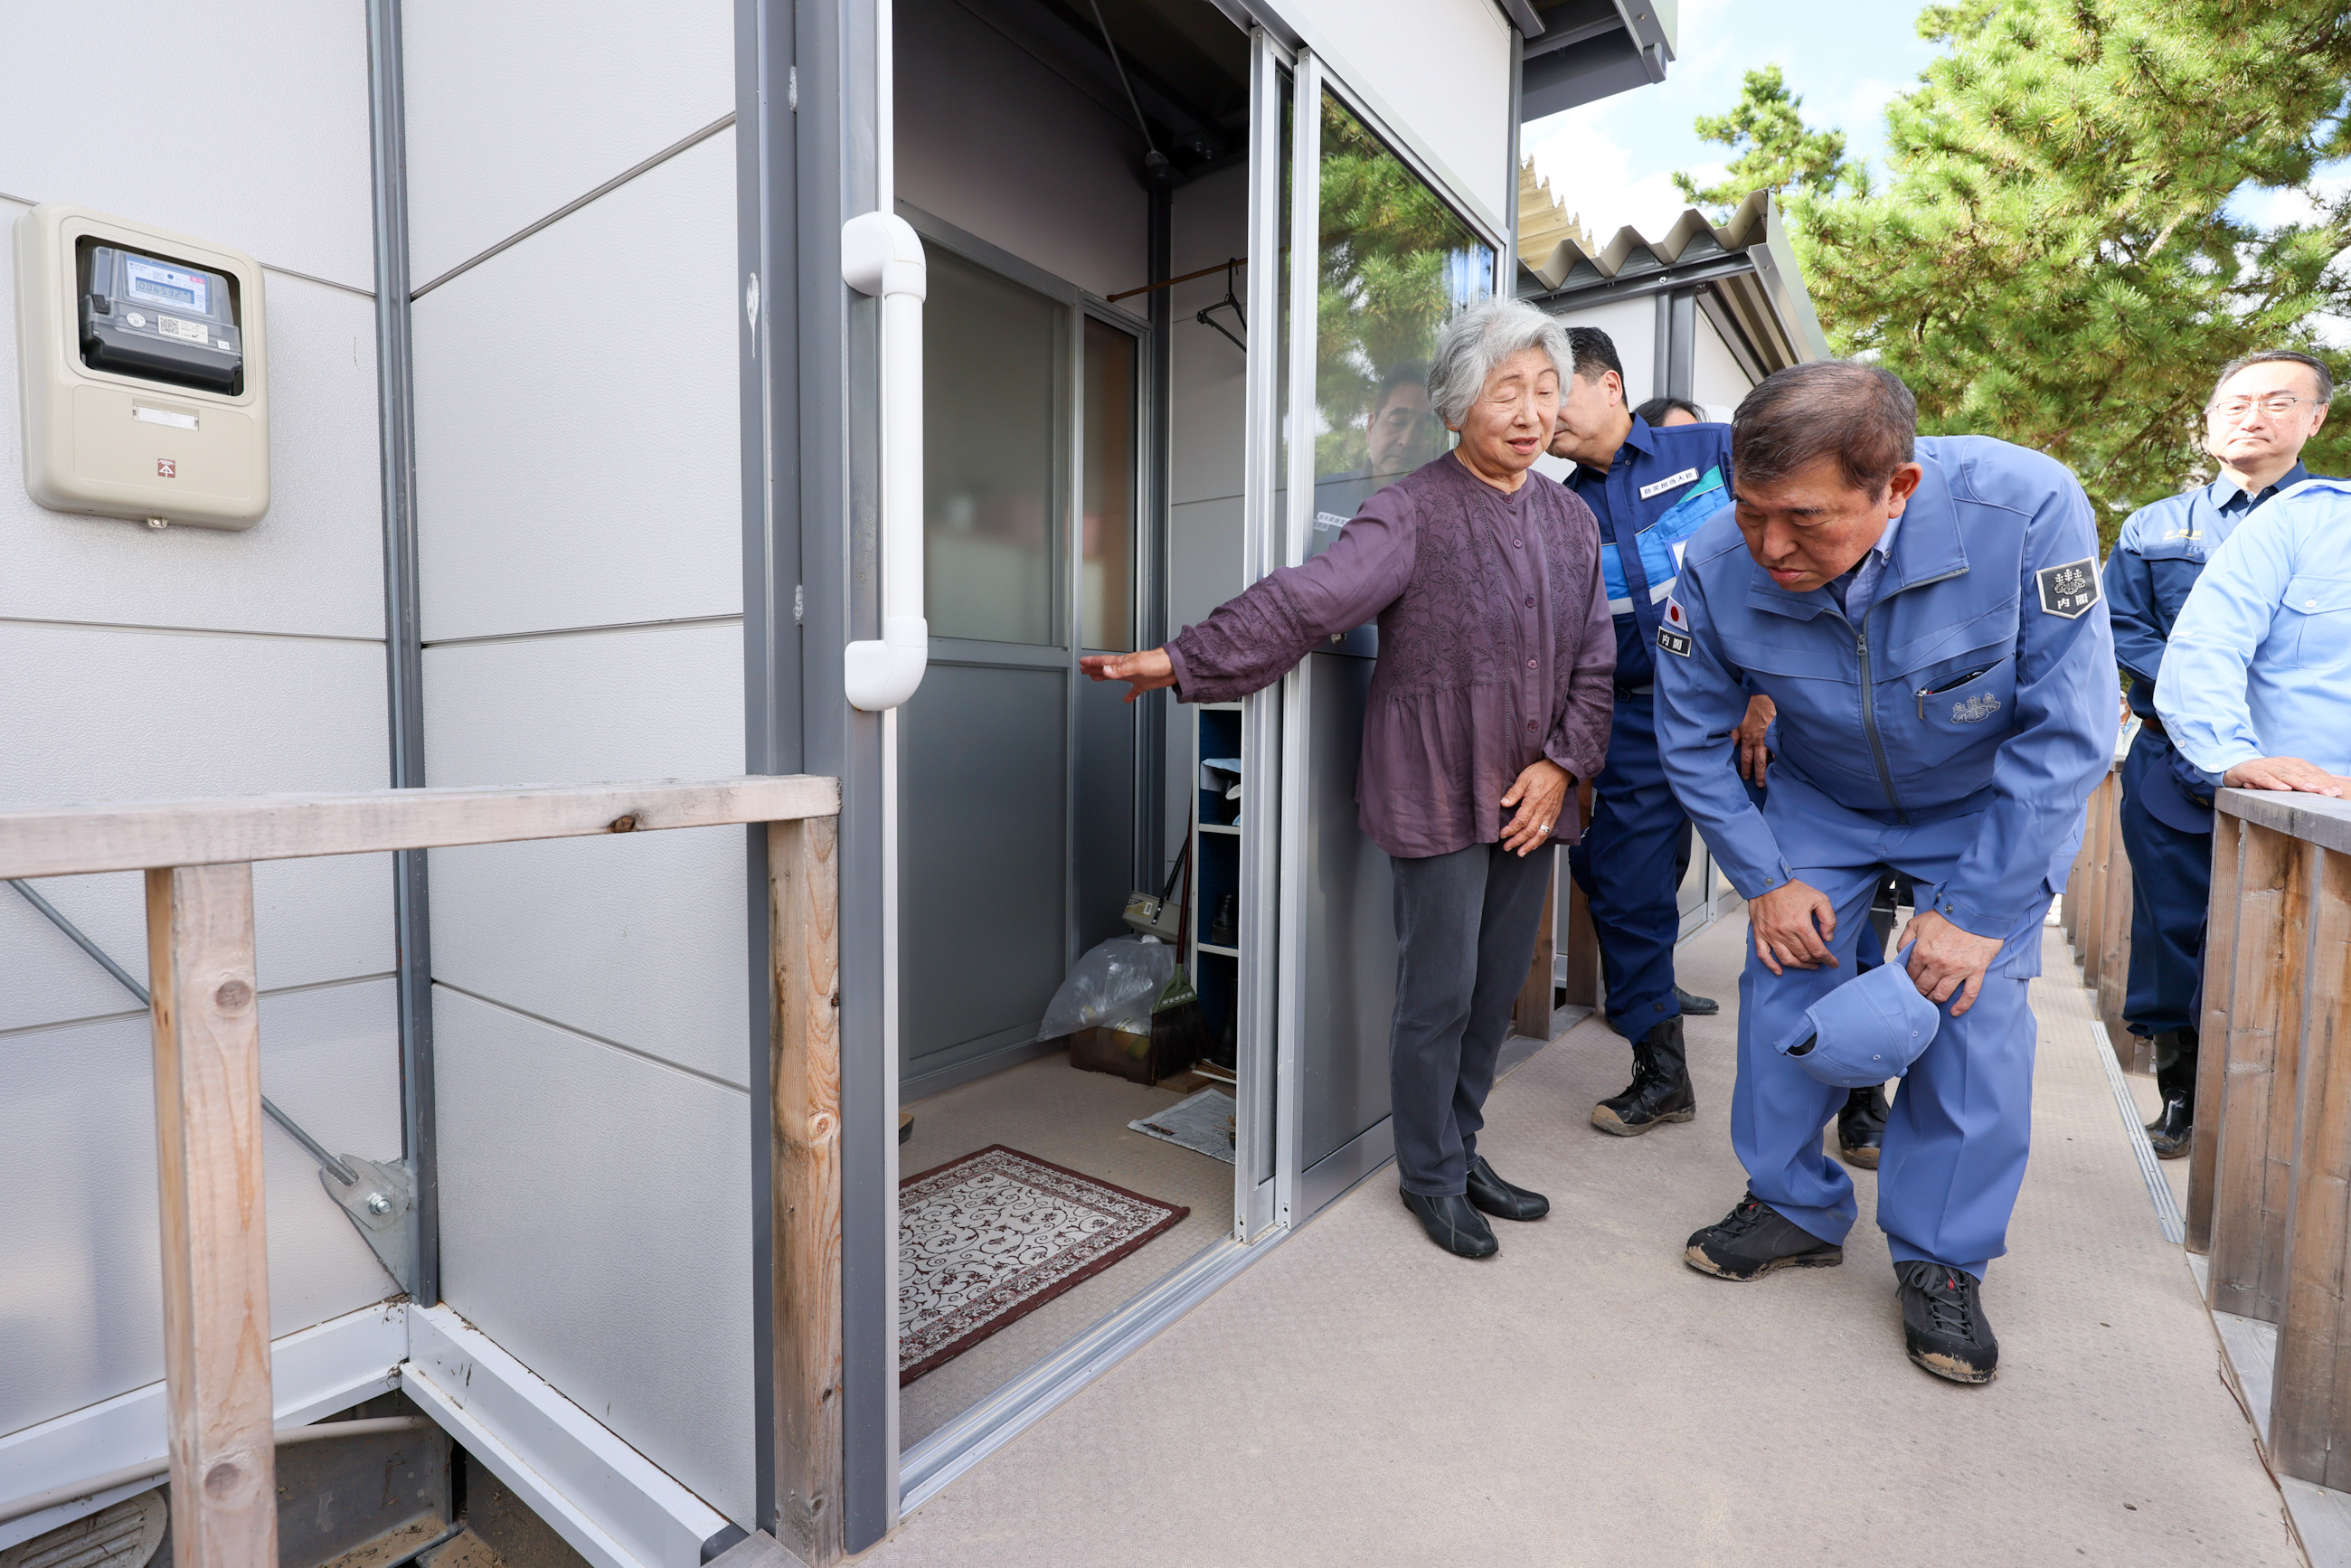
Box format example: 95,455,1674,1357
898,1226,1288,1516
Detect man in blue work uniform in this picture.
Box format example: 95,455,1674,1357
1552,329,1892,1160
2105,350,2331,1157
1657,364,2114,1384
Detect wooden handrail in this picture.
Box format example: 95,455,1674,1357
6,776,845,1565
2194,785,2351,1490
0,775,839,880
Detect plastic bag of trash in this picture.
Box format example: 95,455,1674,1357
1039,935,1176,1039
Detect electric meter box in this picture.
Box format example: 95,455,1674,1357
14,203,269,530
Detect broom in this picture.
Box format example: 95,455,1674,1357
1147,835,1216,1082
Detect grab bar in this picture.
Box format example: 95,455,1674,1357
840,212,929,711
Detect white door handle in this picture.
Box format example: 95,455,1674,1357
841,212,929,711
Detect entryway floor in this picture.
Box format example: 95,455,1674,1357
897,1053,1236,1448
854,917,2300,1566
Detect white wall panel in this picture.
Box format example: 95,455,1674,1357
411,139,740,644
0,4,373,290
1692,313,1755,411
421,622,741,786
1277,0,1513,231
1544,294,1659,406
401,0,733,285
897,0,1148,301
0,980,404,1439
0,856,392,1036
0,204,388,641
1167,168,1248,509
432,987,752,1525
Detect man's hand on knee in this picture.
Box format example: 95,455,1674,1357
1749,880,1837,976
1897,909,2004,1015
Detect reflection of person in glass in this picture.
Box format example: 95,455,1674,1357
1313,363,1449,553
1082,300,1616,1261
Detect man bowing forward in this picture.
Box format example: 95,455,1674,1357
1654,363,2114,1384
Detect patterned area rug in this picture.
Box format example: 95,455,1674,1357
899,1145,1189,1384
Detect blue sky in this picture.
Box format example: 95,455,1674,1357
1520,0,1940,241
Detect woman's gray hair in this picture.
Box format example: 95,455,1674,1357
1426,298,1572,427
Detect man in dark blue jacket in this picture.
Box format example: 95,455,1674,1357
1553,329,1888,1159
2104,349,2331,1157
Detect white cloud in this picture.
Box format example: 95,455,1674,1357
1522,109,1728,240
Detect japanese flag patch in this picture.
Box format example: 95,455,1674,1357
2036,558,2100,619
1657,594,1694,657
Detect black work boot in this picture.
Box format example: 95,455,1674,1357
1896,1261,1998,1384
1401,1189,1498,1259
1685,1192,1843,1280
1465,1154,1549,1221
2145,1027,2197,1160
1674,985,1720,1016
1836,1083,1892,1169
1591,1016,1695,1136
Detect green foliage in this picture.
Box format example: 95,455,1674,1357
1680,1,2351,543
1313,94,1488,476
1674,66,1869,213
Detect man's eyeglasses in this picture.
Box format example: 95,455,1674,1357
2208,392,2327,421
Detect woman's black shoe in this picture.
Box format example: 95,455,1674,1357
1465,1155,1548,1221
1685,1192,1843,1280
1674,986,1720,1016
1897,1261,1998,1384
1837,1083,1891,1169
1402,1189,1498,1258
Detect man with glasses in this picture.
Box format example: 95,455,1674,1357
2104,350,2331,1158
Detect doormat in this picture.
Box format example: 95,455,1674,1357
899,1145,1189,1384
1128,1088,1237,1165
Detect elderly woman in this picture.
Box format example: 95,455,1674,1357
1083,298,1615,1259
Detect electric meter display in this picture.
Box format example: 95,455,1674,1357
80,243,243,394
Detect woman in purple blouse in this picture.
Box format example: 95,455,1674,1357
1083,298,1616,1259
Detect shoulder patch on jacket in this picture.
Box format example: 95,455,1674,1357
2036,558,2101,619
1657,594,1694,656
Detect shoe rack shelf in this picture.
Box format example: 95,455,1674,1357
1191,704,1242,1065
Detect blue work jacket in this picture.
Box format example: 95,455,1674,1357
1564,414,1734,690
2102,463,2308,827
2158,476,2351,779
1654,435,2117,940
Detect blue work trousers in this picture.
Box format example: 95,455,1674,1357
1731,772,2049,1279
2117,734,2211,1039
1568,694,1687,1039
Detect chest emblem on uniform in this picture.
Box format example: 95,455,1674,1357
1638,468,1699,500
2035,558,2101,618
1951,693,2002,723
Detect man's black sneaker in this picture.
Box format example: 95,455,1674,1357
1684,1192,1843,1280
1896,1261,1998,1384
1674,986,1720,1016
1837,1083,1891,1169
1464,1155,1549,1221
2145,1091,2193,1159
1402,1188,1498,1258
1592,1017,1695,1136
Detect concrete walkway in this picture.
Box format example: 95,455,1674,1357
856,919,2299,1567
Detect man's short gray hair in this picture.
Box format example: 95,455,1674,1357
2210,348,2335,406
1426,298,1572,427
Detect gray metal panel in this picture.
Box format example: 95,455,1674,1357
896,662,1068,1082
734,0,799,1533
1298,1110,1393,1218
1298,650,1397,1172
1074,669,1138,952
364,0,439,1312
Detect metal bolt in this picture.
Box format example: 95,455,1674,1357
366,1192,392,1215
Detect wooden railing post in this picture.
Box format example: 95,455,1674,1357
2082,777,2110,987
146,862,277,1568
769,817,843,1566
2210,825,2316,1321
2187,813,2242,1254
2272,849,2351,1485
2100,785,2137,1060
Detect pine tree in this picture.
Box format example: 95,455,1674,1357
1682,1,2351,540
1673,65,1868,213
